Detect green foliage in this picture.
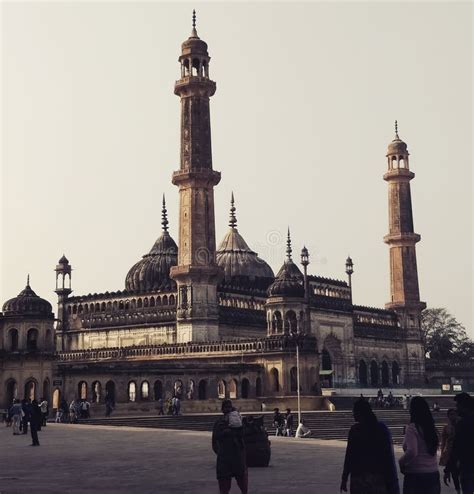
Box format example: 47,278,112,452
421,308,473,361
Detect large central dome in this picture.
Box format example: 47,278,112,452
125,197,178,292
216,195,274,290
2,277,53,317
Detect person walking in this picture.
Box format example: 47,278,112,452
21,399,32,434
440,409,460,494
30,399,42,446
105,396,114,417
284,408,294,437
444,393,474,494
212,399,247,494
340,399,399,494
399,396,440,494
9,399,24,435
157,397,164,415
39,397,48,426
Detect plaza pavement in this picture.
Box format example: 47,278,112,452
0,423,452,494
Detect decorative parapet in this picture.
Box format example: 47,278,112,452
56,334,318,362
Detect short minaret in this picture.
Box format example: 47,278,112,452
170,12,223,342
55,255,72,349
383,122,426,327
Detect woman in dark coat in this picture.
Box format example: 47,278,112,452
341,399,399,494
212,399,247,494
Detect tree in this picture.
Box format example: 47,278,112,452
421,308,473,361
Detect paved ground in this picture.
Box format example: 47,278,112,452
1,424,452,493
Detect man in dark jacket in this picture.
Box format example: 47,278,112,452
212,399,247,494
30,399,42,446
445,393,474,494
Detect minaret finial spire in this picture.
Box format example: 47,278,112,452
161,194,169,233
286,227,292,261
191,9,198,37
229,192,237,229
27,273,30,287
395,120,399,139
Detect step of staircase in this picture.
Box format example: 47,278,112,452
79,409,447,445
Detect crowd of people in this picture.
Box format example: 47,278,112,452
212,393,474,494
3,397,47,446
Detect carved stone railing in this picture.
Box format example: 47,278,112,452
56,335,318,362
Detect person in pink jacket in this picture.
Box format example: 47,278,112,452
399,397,440,494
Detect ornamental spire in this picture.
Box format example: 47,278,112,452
27,273,30,287
229,192,237,229
394,120,399,139
162,194,169,233
191,9,198,37
286,227,292,261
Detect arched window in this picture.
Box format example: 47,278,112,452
381,361,389,387
153,380,163,400
27,328,39,351
92,381,101,403
52,388,60,410
217,380,226,399
43,379,50,401
322,349,332,370
163,295,168,305
78,381,87,400
198,380,207,400
169,294,175,305
128,381,137,402
290,367,298,392
105,381,116,404
24,380,36,401
229,379,238,399
358,360,368,387
285,310,298,334
370,361,379,387
270,368,279,393
6,379,17,404
9,329,19,351
272,311,283,333
392,361,400,385
150,297,155,307
255,377,262,397
187,379,195,400
241,378,250,399
141,381,149,400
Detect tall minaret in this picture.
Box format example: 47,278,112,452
384,121,426,329
55,255,72,350
170,12,223,343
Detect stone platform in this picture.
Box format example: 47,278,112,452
1,423,451,493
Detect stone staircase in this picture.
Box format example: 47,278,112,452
80,409,448,445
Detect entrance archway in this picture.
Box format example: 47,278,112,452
198,380,207,400
392,361,400,385
381,361,389,387
359,360,368,387
153,380,163,400
24,380,36,401
290,367,297,392
370,361,379,387
270,368,279,393
6,379,17,404
241,378,250,399
105,380,116,404
229,379,238,399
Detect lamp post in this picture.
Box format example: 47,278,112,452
345,256,354,303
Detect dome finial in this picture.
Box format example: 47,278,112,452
395,120,399,139
191,9,198,37
286,227,292,261
162,194,169,233
27,273,30,287
229,192,237,229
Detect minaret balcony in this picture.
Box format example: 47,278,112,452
174,77,216,97
383,168,415,181
383,232,421,245
172,169,221,186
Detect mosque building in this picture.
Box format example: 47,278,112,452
0,14,426,411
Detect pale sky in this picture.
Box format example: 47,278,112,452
1,2,472,335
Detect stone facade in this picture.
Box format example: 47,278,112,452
1,17,427,412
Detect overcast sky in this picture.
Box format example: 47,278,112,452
1,2,472,335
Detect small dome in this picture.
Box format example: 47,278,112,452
217,230,274,288
217,194,274,290
58,254,69,264
267,260,305,298
387,121,408,155
125,197,178,292
387,137,408,155
181,32,208,55
2,280,53,317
